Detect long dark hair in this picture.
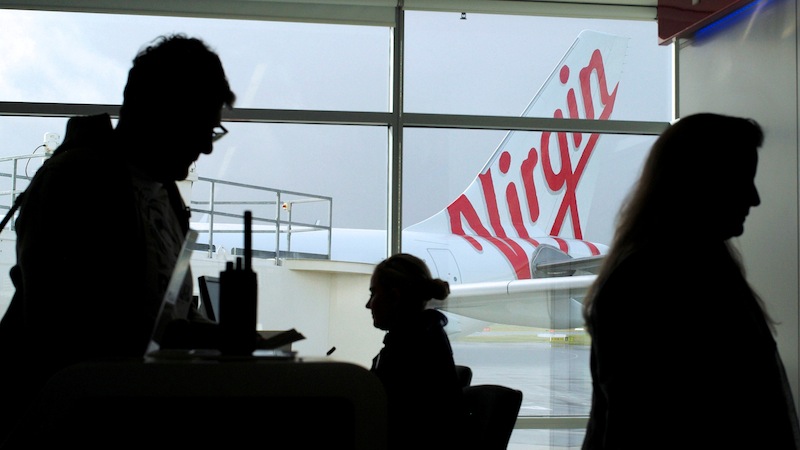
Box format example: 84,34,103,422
582,113,771,333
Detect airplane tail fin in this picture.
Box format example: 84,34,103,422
407,30,629,259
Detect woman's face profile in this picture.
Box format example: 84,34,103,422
366,272,396,331
709,146,760,240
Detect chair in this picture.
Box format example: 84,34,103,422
455,364,473,388
462,384,523,449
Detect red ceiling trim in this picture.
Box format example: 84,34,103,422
657,0,757,44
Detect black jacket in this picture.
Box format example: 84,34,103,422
371,309,466,449
583,242,799,449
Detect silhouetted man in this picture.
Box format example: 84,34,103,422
0,34,236,445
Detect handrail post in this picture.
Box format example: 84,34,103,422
9,159,17,231
274,191,281,265
286,201,293,254
328,199,333,260
208,181,216,259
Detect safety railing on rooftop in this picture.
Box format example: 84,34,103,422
0,153,47,228
0,154,334,263
187,176,333,262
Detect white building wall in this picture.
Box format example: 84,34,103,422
676,0,800,403
192,256,384,368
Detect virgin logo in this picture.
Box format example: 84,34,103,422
447,49,618,279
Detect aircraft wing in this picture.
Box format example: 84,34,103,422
435,274,597,329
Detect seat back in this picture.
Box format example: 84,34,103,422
455,364,473,388
462,384,523,449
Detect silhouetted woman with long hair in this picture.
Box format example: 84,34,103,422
581,113,799,449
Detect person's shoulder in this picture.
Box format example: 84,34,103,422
421,309,448,330
593,248,665,307
389,310,449,345
605,250,649,281
31,148,121,196
51,113,114,157
38,118,123,178
57,114,114,150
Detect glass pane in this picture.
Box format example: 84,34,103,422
402,129,656,424
193,122,388,258
0,116,74,314
405,11,673,122
0,118,388,316
403,128,654,250
0,9,391,111
402,128,507,228
0,116,68,180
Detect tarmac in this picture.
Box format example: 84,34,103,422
452,325,591,449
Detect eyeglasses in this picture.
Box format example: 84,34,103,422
211,124,228,142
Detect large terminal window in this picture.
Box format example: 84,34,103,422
401,11,671,446
0,3,672,448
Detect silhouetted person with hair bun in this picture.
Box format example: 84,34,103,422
367,253,465,449
582,113,800,449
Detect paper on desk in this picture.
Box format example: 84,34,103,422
256,328,305,350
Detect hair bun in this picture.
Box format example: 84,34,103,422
428,279,450,301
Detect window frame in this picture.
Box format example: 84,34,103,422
0,1,672,433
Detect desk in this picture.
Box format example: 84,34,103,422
7,357,387,449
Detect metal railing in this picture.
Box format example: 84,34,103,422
0,154,334,262
188,176,333,262
0,153,48,229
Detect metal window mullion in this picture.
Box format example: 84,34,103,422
0,102,667,135
387,1,404,258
